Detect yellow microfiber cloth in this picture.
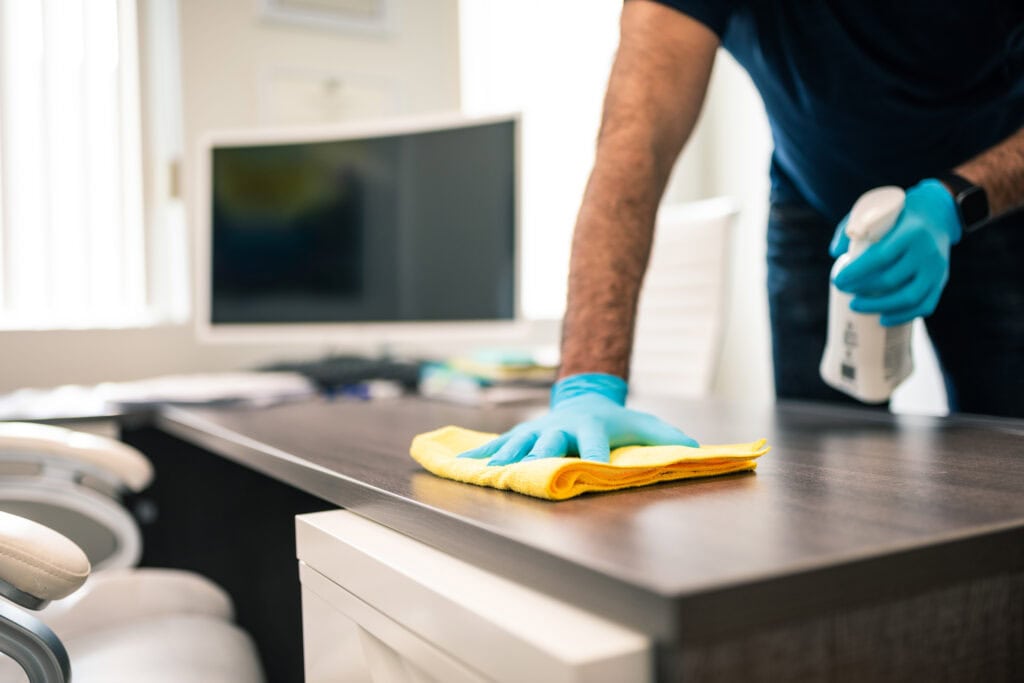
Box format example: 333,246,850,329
409,426,770,501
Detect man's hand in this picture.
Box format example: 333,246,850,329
829,179,962,327
458,374,697,466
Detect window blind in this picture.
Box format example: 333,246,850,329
0,0,146,329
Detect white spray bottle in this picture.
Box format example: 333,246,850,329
820,186,913,403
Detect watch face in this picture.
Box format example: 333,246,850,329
959,185,989,229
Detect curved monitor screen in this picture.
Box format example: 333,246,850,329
210,119,516,324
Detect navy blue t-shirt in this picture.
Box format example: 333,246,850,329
648,1,1024,223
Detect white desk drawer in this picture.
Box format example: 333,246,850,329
296,510,652,683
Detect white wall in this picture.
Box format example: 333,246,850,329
700,54,774,404
178,0,461,134
459,0,621,320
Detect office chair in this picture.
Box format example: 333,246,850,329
0,509,263,682
0,422,264,682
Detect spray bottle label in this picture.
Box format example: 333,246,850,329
841,322,858,381
883,324,912,382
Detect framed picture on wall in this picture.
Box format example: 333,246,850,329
261,0,393,35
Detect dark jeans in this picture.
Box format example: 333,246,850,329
766,202,1024,418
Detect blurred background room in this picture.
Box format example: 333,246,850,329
0,0,948,415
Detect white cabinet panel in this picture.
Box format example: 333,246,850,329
302,582,374,683
301,566,483,683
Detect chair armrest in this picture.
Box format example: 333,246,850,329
0,512,88,683
39,568,235,639
0,422,153,492
0,510,90,609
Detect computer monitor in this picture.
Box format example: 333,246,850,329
195,112,521,344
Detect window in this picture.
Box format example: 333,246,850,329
0,0,148,329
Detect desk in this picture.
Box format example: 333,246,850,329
129,396,1024,681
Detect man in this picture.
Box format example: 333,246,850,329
462,0,1024,465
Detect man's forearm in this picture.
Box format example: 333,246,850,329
558,133,671,379
955,125,1024,218
559,2,718,380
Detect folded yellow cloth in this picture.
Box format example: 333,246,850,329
409,426,770,501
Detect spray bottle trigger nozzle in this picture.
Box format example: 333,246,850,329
845,186,906,243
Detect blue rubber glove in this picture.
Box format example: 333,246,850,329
829,179,962,327
457,373,698,466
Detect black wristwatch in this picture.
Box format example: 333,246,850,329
937,172,990,234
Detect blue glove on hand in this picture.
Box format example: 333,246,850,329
830,179,962,327
457,373,698,466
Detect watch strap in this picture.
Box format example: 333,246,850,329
937,172,990,234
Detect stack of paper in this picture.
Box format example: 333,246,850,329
0,372,316,420
419,348,557,406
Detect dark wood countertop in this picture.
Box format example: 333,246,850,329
155,396,1024,642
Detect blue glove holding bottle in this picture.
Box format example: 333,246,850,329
457,373,698,466
830,178,962,327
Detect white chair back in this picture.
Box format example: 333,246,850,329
630,197,738,398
